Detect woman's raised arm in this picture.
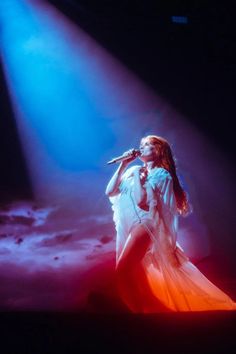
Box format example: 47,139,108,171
105,150,138,197
105,162,127,197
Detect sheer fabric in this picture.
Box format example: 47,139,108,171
109,165,236,312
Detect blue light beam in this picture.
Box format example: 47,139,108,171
0,0,163,203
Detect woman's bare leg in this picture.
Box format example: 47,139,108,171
117,224,151,270
116,223,167,312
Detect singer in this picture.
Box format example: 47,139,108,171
105,135,236,312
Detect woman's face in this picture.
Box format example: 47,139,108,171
139,139,158,162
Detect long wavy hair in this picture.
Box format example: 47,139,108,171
141,135,190,216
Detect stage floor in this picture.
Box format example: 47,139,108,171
1,311,236,354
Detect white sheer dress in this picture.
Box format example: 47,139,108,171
109,165,236,312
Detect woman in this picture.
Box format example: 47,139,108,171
106,135,236,313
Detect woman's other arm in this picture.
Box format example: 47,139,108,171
153,169,178,246
132,167,147,208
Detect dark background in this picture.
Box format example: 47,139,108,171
0,1,236,353
1,0,235,202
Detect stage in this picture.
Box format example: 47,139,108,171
1,311,236,353
0,1,236,352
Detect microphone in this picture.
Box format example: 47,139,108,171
107,149,140,165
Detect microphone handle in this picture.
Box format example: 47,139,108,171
107,155,132,165
107,149,140,165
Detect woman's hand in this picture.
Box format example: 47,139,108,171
133,166,147,185
132,166,148,208
120,149,139,167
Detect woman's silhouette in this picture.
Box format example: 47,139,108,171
106,135,236,312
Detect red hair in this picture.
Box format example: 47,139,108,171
141,135,190,216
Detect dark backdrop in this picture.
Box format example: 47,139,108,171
0,0,235,201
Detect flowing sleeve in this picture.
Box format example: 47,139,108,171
148,168,178,248
108,165,141,221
